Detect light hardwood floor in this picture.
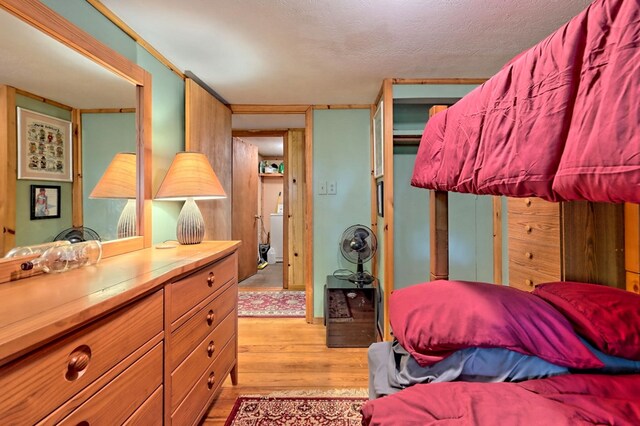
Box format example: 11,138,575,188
201,317,369,424
238,263,284,290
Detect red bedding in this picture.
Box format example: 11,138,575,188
361,374,640,425
411,0,640,203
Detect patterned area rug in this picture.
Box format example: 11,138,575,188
224,396,367,425
238,291,305,317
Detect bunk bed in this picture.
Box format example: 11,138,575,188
362,0,640,423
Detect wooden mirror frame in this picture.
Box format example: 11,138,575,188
0,0,151,258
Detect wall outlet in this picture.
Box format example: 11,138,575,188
328,181,337,195
318,181,327,195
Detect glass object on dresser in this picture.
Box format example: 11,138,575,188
4,240,71,258
20,240,102,273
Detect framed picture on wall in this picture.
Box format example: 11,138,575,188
17,107,73,182
30,185,61,220
373,100,384,178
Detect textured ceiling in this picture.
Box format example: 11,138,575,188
100,0,592,105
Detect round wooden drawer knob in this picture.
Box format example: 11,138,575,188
207,372,215,390
206,310,215,326
207,272,215,287
207,341,215,357
524,198,532,207
525,225,532,233
525,279,533,287
525,252,533,259
66,345,92,381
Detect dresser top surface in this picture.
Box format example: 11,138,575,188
0,241,240,365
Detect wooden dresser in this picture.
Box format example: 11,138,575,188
0,241,239,425
508,197,625,291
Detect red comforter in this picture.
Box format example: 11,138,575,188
411,0,640,203
361,374,640,425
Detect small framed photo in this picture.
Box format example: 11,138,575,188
17,107,73,182
376,181,384,217
372,100,384,178
30,185,61,220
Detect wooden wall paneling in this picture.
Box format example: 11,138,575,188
381,79,394,341
72,109,83,227
232,138,258,281
286,129,306,291
0,85,16,256
493,196,503,284
185,78,232,240
562,201,625,289
625,203,640,293
304,107,313,323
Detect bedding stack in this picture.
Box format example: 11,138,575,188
362,281,640,425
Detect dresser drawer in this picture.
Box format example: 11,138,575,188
0,290,163,425
507,197,559,218
171,338,237,426
508,215,560,245
53,343,163,425
170,281,237,369
123,386,163,426
169,253,237,322
171,310,236,412
509,267,562,292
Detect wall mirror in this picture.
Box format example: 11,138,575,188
0,0,151,258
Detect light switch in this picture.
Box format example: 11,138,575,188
318,181,327,195
328,181,337,195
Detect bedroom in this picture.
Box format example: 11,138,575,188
0,0,638,424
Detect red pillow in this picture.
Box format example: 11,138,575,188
533,281,640,360
389,280,603,369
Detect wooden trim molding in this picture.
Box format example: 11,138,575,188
15,89,72,110
304,107,314,323
85,0,185,79
312,104,371,110
391,78,488,85
230,105,310,114
71,109,83,228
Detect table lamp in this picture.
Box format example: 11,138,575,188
90,152,137,238
155,152,226,245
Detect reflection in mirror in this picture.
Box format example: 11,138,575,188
0,7,137,249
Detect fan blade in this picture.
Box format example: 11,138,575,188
342,239,353,255
350,237,366,251
359,245,371,259
354,228,370,239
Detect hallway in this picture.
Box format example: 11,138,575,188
238,262,284,290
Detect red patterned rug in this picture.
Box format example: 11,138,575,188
238,291,305,318
224,396,366,425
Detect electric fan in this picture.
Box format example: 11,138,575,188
339,224,377,286
54,227,101,243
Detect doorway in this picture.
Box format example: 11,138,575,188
234,132,286,289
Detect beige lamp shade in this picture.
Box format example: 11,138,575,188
89,152,137,199
155,152,226,200
89,152,137,239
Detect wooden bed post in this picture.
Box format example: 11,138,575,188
430,190,449,281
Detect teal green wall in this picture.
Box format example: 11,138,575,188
449,193,494,282
392,146,430,289
313,109,371,317
15,96,73,245
82,113,136,240
42,0,137,61
45,0,185,244
391,84,494,291
136,46,184,244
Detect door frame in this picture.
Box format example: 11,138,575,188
230,106,313,323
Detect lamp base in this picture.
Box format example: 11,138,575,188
117,199,137,239
177,197,205,244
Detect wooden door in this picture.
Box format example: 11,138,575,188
232,137,258,281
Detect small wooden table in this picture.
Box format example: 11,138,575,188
324,275,377,348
